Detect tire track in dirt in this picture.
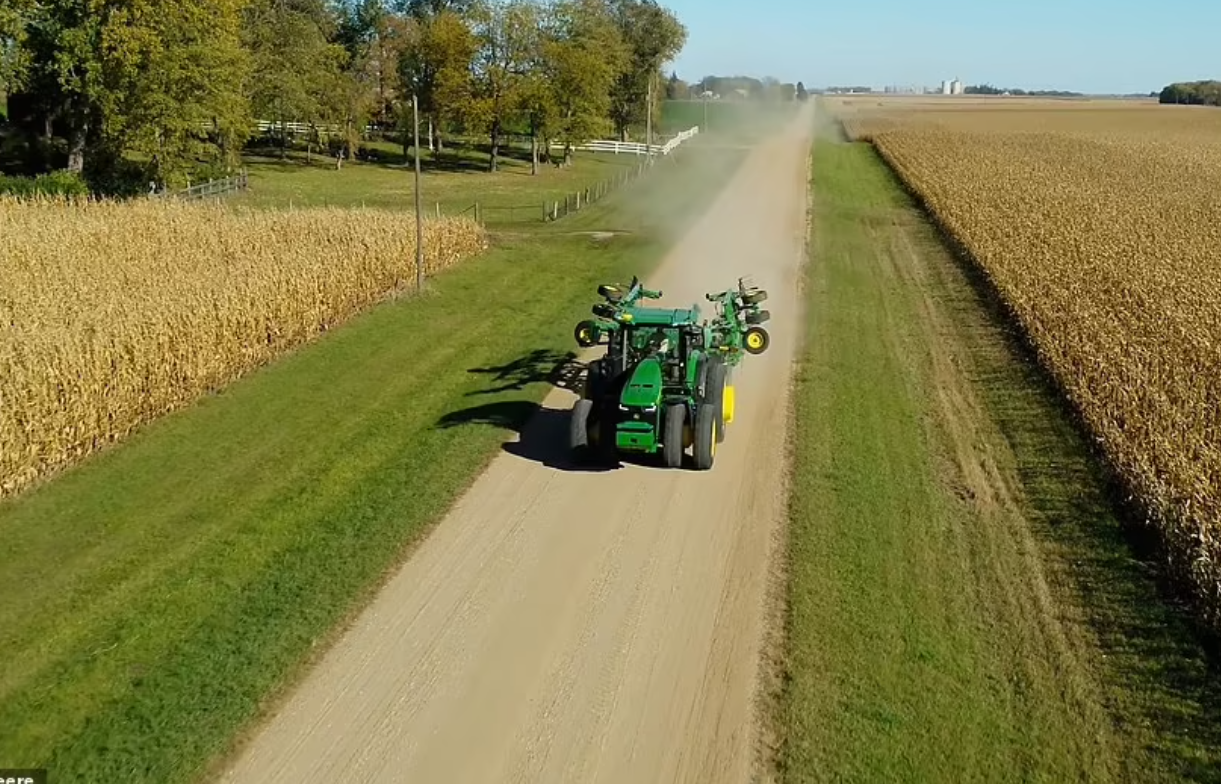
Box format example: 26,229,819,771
219,105,813,784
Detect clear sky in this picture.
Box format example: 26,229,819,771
661,0,1218,95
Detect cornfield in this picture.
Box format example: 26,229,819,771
837,98,1221,630
0,197,487,499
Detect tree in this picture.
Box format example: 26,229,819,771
398,7,476,154
116,0,254,183
467,0,536,171
8,0,251,185
242,0,348,160
334,0,412,159
664,69,688,99
543,0,626,165
396,0,474,17
606,0,686,141
0,0,35,96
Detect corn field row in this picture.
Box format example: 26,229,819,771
0,198,487,499
840,103,1221,631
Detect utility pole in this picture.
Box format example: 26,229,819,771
413,92,423,292
703,92,708,131
645,74,653,163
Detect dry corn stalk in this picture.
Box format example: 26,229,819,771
837,102,1221,631
0,196,487,499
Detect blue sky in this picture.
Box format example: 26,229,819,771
662,0,1219,95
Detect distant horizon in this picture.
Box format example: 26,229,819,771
657,0,1218,99
658,73,1162,99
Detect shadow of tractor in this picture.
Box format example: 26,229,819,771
435,349,623,473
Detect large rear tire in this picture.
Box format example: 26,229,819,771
663,404,685,468
570,398,593,454
693,402,717,470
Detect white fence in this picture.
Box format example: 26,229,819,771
548,126,699,156
246,120,700,156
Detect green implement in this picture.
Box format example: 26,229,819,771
568,275,771,470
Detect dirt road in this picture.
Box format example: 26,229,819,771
220,105,813,784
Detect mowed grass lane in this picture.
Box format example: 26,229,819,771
0,146,748,783
778,138,1221,782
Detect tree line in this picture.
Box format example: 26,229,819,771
662,73,806,102
964,84,1083,97
0,0,687,190
1158,80,1221,106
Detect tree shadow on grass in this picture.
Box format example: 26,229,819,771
242,141,537,176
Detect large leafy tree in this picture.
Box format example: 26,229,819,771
543,0,625,164
241,0,348,159
397,7,475,154
0,0,35,95
606,0,685,141
8,0,250,185
467,0,536,171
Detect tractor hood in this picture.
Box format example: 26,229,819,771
620,357,664,408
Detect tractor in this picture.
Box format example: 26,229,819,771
568,275,771,469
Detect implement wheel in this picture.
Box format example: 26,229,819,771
693,402,717,470
663,404,686,468
744,326,770,355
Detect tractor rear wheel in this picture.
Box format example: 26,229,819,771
663,404,685,468
693,402,717,470
704,361,729,443
570,398,593,454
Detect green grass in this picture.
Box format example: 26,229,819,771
778,137,1221,782
231,137,661,225
0,145,749,783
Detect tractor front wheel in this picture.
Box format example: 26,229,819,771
693,402,717,470
663,404,685,468
570,398,593,454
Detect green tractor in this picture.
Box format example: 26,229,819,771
568,275,771,469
